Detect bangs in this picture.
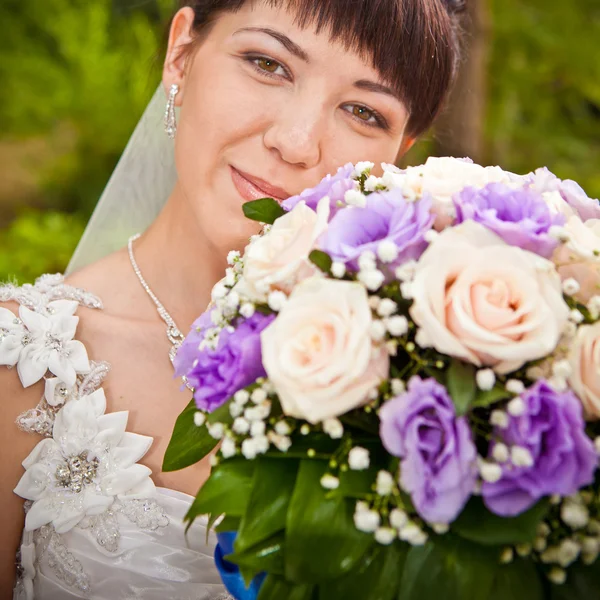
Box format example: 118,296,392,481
188,0,460,137
277,0,458,136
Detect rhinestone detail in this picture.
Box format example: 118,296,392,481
55,451,100,493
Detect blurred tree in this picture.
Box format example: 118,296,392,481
434,0,491,162
0,0,166,217
0,210,85,284
486,0,600,195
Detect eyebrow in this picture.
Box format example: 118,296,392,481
235,27,403,105
354,80,403,103
234,27,310,62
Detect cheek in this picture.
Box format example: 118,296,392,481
320,126,404,178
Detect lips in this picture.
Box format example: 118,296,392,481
230,166,291,202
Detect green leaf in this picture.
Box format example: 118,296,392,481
215,515,241,533
446,359,477,416
308,250,333,275
227,531,286,578
452,497,550,546
285,460,374,584
489,558,544,600
243,198,286,224
472,386,513,409
236,458,299,553
185,459,255,524
340,410,381,436
162,399,218,472
399,536,497,600
319,543,408,600
258,575,316,600
206,398,235,426
549,560,600,600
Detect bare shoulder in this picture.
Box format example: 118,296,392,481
65,247,135,315
0,300,45,594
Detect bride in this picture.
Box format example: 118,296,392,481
0,0,464,597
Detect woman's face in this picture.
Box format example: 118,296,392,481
163,2,410,251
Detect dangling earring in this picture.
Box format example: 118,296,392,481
164,84,179,139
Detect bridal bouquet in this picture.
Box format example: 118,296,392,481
164,157,600,600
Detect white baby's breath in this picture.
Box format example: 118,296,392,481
232,417,250,435
220,437,237,459
358,269,385,291
348,447,370,471
239,302,256,319
251,388,268,404
354,507,380,533
377,299,397,318
507,397,526,417
389,508,408,530
505,379,525,394
479,461,503,483
267,290,288,312
562,278,581,296
320,474,340,490
208,422,225,440
476,369,496,391
193,412,206,427
375,470,395,496
250,420,266,437
492,443,509,463
377,240,399,263
344,189,367,208
375,527,396,545
369,320,387,342
391,379,406,396
331,261,347,278
386,316,409,337
323,418,344,439
511,446,534,468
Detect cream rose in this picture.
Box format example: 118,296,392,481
568,321,600,419
399,157,510,230
409,221,569,374
261,277,389,423
239,199,329,301
553,217,600,303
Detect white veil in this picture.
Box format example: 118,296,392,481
66,85,176,274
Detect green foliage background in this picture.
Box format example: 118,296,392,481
0,0,598,283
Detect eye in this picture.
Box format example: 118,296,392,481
245,54,289,79
342,104,389,130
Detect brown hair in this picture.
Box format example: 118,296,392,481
175,0,465,138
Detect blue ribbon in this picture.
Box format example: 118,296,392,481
215,531,266,600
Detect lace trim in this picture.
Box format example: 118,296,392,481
16,360,111,436
79,499,170,553
0,273,103,313
35,524,92,596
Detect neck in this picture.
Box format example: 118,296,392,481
133,182,227,333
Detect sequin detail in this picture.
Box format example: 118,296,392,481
35,524,91,595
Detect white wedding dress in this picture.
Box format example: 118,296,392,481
2,274,231,600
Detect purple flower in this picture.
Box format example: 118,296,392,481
482,380,597,517
282,163,355,217
454,183,564,258
173,309,215,379
379,377,478,524
184,312,275,412
318,188,434,271
528,167,600,221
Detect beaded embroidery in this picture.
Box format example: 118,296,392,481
2,275,173,597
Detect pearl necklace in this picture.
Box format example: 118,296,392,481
127,234,185,365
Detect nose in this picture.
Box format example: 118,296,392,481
263,101,324,169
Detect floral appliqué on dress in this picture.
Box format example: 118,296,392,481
2,275,169,598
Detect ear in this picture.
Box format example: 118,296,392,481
162,7,196,105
